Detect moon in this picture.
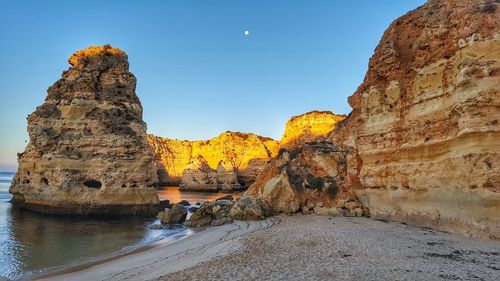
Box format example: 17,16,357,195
244,30,250,36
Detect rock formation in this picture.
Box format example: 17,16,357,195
280,111,345,149
179,156,241,191
184,196,272,227
245,0,499,239
148,111,345,187
157,204,188,224
327,0,499,238
147,132,280,186
9,45,160,215
246,141,363,216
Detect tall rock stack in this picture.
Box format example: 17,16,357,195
330,0,500,238
10,45,160,215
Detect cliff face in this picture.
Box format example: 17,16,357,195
280,111,345,149
148,132,280,186
148,111,345,187
330,0,500,238
180,156,241,192
9,45,160,215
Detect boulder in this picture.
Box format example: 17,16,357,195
314,206,341,217
216,194,234,201
228,196,272,221
178,200,191,206
157,204,187,224
184,200,234,227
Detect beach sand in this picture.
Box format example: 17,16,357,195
37,215,500,281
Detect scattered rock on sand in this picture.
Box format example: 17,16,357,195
185,196,272,227
184,200,234,227
158,204,188,224
229,196,272,221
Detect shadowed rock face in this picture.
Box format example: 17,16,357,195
9,45,160,215
329,0,500,238
246,142,362,215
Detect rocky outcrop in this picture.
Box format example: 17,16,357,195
147,132,279,186
327,0,500,238
179,156,241,191
148,111,345,187
184,196,271,227
246,141,362,215
280,111,345,149
9,45,160,215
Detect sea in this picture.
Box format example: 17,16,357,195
0,171,236,280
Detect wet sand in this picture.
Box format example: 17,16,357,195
37,215,500,281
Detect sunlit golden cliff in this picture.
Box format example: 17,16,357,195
147,132,280,185
280,111,346,149
148,111,345,186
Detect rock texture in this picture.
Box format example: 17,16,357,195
280,111,345,149
328,0,500,238
184,199,235,227
157,204,188,224
179,156,241,192
246,142,362,215
147,132,279,186
9,45,160,215
148,111,345,187
184,196,272,227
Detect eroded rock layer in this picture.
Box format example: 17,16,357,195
148,132,280,186
9,45,160,215
330,0,500,238
148,111,345,187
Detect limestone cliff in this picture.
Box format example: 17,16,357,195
280,111,345,149
10,45,160,215
147,132,280,186
148,111,344,187
328,0,500,238
180,156,241,192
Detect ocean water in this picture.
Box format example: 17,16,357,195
0,172,234,280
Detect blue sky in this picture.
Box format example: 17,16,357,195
0,0,425,171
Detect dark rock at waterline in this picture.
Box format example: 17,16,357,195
216,195,234,201
184,196,271,228
178,200,191,206
157,204,187,224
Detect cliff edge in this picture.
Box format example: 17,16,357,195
9,45,160,215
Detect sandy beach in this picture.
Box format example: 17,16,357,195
34,215,500,281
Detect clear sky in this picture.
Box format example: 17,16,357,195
0,0,426,171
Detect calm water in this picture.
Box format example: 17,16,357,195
0,172,237,280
